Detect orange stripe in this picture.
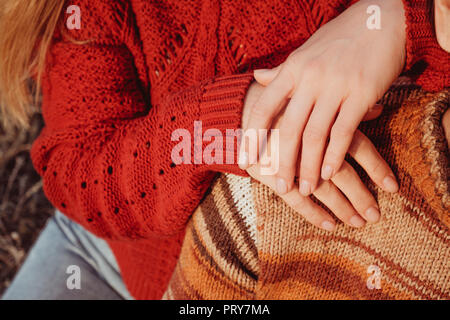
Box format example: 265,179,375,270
258,252,415,300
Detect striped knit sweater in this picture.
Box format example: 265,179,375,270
31,0,450,299
164,79,450,300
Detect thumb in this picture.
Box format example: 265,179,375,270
254,65,281,86
362,104,383,121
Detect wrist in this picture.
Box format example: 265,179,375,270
353,0,407,72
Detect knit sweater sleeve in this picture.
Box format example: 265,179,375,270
309,0,449,92
31,33,253,240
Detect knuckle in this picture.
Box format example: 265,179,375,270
277,163,295,176
327,67,347,86
370,159,388,179
279,65,297,96
324,148,341,165
291,196,306,211
285,52,301,68
327,199,342,216
333,162,355,182
331,122,356,139
316,180,334,195
279,123,298,140
333,164,349,180
304,59,324,79
348,130,366,155
250,103,271,121
352,70,372,89
303,125,325,144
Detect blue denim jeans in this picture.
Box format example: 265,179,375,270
2,210,133,300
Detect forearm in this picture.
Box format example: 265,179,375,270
32,39,254,240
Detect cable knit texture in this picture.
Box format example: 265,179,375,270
31,0,449,299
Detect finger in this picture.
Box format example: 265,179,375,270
248,151,336,231
314,179,366,228
331,161,381,223
254,66,281,86
280,189,336,232
299,93,342,196
275,88,315,195
362,104,383,121
238,128,259,169
241,67,295,168
348,130,399,193
321,96,367,181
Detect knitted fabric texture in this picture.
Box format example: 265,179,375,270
164,80,450,300
30,0,450,299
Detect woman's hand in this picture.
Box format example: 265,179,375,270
241,82,398,231
246,108,396,231
240,0,406,198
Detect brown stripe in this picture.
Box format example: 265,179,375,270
200,186,258,280
218,177,258,263
296,234,449,299
192,206,257,295
402,200,449,245
190,221,230,280
190,236,254,299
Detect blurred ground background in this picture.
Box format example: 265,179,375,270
0,113,53,296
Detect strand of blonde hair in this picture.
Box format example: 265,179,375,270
0,0,65,131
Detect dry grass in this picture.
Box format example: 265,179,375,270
0,113,53,296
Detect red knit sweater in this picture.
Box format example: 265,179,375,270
31,0,449,299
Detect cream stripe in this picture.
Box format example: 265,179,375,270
224,173,257,242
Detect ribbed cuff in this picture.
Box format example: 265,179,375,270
199,73,254,175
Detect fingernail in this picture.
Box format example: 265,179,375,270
238,151,249,169
350,215,366,228
365,207,381,223
322,221,336,232
299,180,311,196
276,178,288,195
383,175,399,193
321,165,334,180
